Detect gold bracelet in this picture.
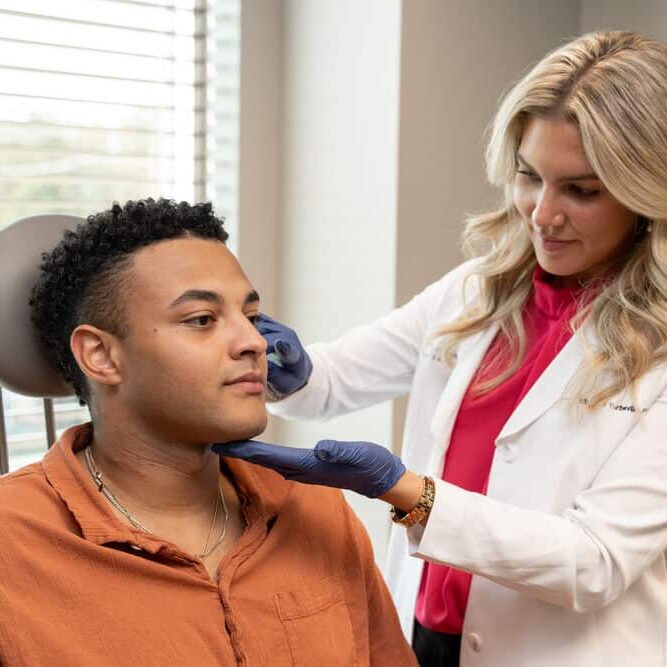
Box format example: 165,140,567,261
390,476,435,527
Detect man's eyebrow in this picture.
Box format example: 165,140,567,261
169,289,222,308
245,289,260,306
516,152,599,182
169,288,260,308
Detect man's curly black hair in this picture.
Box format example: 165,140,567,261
30,198,228,405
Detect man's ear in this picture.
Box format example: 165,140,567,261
70,324,124,388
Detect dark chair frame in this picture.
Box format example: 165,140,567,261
0,391,57,475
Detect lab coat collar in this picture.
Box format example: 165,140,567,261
496,331,585,442
427,322,587,473
427,323,499,473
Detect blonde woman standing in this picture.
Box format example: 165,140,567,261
218,32,667,666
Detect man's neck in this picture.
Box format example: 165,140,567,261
74,414,247,581
83,420,222,519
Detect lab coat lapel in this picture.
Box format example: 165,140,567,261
497,331,585,441
427,323,499,473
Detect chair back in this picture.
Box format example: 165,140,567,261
0,215,83,472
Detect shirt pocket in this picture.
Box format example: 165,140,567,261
273,575,358,667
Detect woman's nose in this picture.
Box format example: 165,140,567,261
530,191,565,229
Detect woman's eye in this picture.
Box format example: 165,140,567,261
568,184,599,198
184,315,215,327
247,314,260,327
517,169,540,182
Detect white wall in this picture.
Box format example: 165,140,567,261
237,0,283,320
581,0,667,41
395,0,579,305
275,0,402,563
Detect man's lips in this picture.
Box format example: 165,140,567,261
224,372,266,394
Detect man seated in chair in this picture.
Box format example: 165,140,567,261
0,198,416,666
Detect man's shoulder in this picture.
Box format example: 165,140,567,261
0,460,46,491
230,458,348,517
258,465,364,534
0,461,51,523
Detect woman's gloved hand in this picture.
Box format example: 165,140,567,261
213,439,406,499
257,314,313,400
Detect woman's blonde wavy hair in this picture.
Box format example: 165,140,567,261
440,31,667,409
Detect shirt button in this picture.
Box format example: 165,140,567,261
467,632,483,652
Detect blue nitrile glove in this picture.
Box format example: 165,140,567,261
213,439,406,499
256,314,313,399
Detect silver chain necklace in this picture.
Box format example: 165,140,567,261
83,446,229,559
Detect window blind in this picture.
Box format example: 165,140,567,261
0,0,208,223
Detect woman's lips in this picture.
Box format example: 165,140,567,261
539,235,576,252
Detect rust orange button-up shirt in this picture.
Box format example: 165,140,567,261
0,424,416,666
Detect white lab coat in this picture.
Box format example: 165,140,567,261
270,259,667,667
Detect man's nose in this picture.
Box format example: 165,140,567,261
230,316,267,358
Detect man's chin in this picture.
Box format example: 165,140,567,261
214,414,267,444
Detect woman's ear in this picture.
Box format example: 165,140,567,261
70,324,124,388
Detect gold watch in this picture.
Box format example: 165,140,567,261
390,476,435,527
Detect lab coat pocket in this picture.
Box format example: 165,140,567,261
274,575,358,667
